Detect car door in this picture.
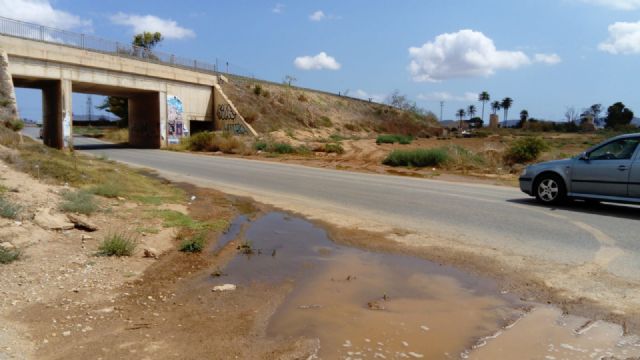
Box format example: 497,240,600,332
570,137,640,197
628,145,640,198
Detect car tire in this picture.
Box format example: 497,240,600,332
534,173,566,205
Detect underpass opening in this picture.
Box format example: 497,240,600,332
13,77,65,148
72,82,162,149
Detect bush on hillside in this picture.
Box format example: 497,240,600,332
376,134,413,145
383,148,449,168
504,137,549,164
3,119,24,132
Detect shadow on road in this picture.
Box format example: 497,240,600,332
508,198,640,221
73,143,128,150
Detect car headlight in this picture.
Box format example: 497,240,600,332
521,167,529,176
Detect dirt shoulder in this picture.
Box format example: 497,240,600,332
0,161,318,359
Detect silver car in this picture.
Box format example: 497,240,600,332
519,133,640,204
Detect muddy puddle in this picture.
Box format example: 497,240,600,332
210,212,640,359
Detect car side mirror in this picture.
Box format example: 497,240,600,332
578,152,589,161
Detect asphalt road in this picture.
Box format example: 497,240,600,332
22,128,640,280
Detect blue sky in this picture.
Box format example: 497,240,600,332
4,0,640,122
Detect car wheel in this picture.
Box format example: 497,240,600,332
534,173,566,204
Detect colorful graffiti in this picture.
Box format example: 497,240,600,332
167,95,188,144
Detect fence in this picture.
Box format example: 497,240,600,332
0,16,391,107
0,16,243,76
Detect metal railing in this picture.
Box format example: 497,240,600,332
0,16,256,76
0,16,392,107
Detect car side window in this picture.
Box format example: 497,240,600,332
589,138,640,160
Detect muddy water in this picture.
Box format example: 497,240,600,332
212,212,640,359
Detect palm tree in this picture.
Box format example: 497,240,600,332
491,101,501,115
501,97,513,125
467,105,477,120
478,91,490,124
456,108,466,130
519,109,529,128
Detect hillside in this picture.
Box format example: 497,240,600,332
221,76,440,139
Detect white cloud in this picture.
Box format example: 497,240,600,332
353,89,385,102
417,92,477,102
294,52,341,70
272,3,285,14
0,0,91,30
408,29,531,82
599,21,640,54
309,10,326,21
110,13,195,40
578,0,640,10
534,53,562,64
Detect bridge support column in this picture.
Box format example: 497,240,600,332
128,92,161,148
41,79,71,149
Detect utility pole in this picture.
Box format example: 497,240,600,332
86,96,93,128
440,101,444,122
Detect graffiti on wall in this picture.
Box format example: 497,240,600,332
216,104,236,120
167,95,188,144
217,103,249,135
62,111,72,147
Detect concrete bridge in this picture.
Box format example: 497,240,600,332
0,16,256,149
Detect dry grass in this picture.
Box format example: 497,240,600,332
0,126,184,204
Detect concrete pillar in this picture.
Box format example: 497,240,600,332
128,92,161,148
41,81,62,149
0,50,18,121
489,114,499,128
159,91,167,147
41,79,72,149
61,79,72,148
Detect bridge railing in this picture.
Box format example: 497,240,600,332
0,16,226,75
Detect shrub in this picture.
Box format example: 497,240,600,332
60,190,98,215
253,84,262,96
254,140,268,151
0,247,21,264
324,143,345,154
272,142,294,154
344,123,359,131
0,197,20,219
91,182,124,198
504,137,549,164
186,131,215,151
179,232,206,253
3,119,24,132
444,145,487,171
376,134,414,145
298,94,309,102
318,116,333,127
97,232,137,256
329,134,347,142
383,148,449,168
185,132,246,154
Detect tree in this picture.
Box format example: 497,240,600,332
97,97,128,127
467,117,483,129
605,102,634,129
133,32,163,49
478,91,490,124
491,101,501,115
565,106,578,123
590,103,602,126
456,108,466,129
518,109,529,128
283,75,297,86
501,97,513,124
467,105,477,120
